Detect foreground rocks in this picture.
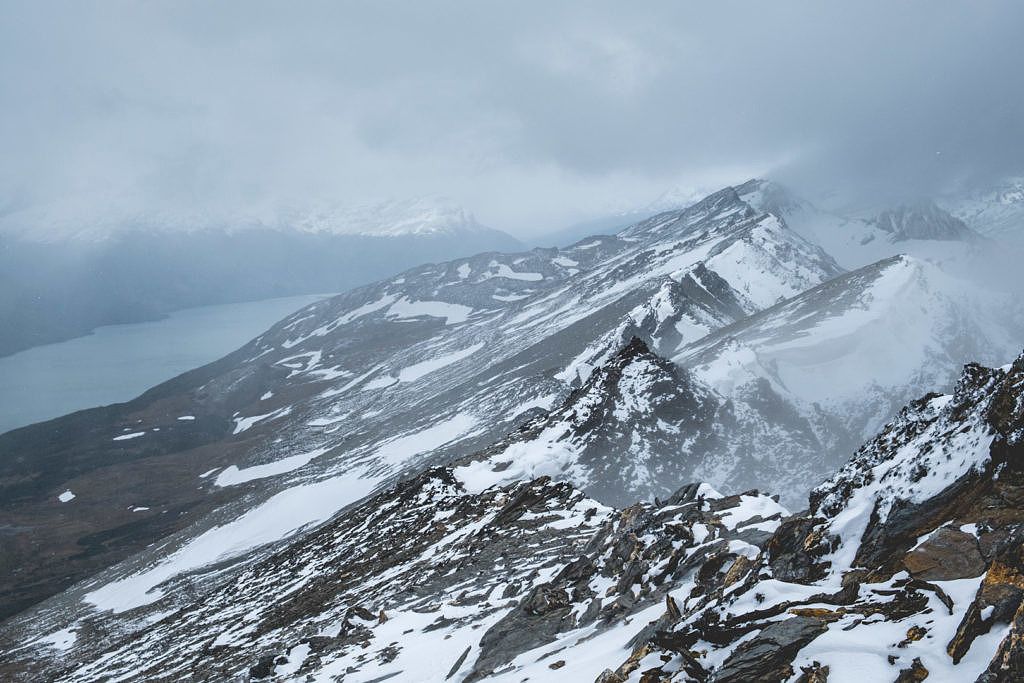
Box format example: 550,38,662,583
3,352,1023,682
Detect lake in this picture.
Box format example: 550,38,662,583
0,294,331,434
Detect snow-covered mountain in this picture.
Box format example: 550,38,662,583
941,176,1024,242
736,179,989,272
280,197,494,238
0,183,842,622
0,196,499,242
5,348,1023,681
2,179,1021,681
673,254,1022,496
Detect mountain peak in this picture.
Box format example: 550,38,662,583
618,183,757,242
873,199,981,242
734,177,808,216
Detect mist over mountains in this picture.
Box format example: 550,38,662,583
2,176,1023,680
3,3,1024,681
0,198,521,356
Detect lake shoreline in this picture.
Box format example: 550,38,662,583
0,293,331,435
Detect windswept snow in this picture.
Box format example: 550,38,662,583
273,642,311,677
113,431,145,441
396,343,484,383
336,293,398,325
455,439,580,494
232,406,292,434
58,490,75,503
34,627,77,652
214,447,330,487
84,470,378,614
368,413,479,465
387,297,473,324
479,262,544,281
361,374,399,391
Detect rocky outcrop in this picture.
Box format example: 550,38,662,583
712,616,828,682
903,527,986,580
4,351,1023,681
595,352,1024,681
874,200,982,242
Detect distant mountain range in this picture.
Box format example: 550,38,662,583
0,198,521,356
942,176,1024,243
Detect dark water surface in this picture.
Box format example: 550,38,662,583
0,294,329,434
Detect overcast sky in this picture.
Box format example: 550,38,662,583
1,1,1022,236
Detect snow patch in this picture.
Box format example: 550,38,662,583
84,470,379,613
34,627,76,651
396,343,484,383
113,431,145,441
232,406,292,435
368,414,479,465
387,297,473,324
214,447,329,487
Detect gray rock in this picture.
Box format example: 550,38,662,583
711,617,827,683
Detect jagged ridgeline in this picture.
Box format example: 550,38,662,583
8,352,1024,681
1,181,1022,681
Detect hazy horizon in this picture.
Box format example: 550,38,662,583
2,1,1023,239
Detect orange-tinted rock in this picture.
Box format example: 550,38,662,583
903,527,985,580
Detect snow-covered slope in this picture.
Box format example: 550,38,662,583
598,350,1024,682
942,176,1024,242
0,183,841,626
452,337,728,507
674,254,1022,496
6,352,1023,682
737,179,989,272
2,463,788,681
3,179,1022,680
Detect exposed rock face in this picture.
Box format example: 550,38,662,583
1,464,786,681
595,352,1024,682
451,337,737,508
712,616,828,682
903,527,986,581
874,200,982,242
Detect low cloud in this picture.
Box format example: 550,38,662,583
1,1,1021,235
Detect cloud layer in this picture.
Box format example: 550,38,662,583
2,1,1022,235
